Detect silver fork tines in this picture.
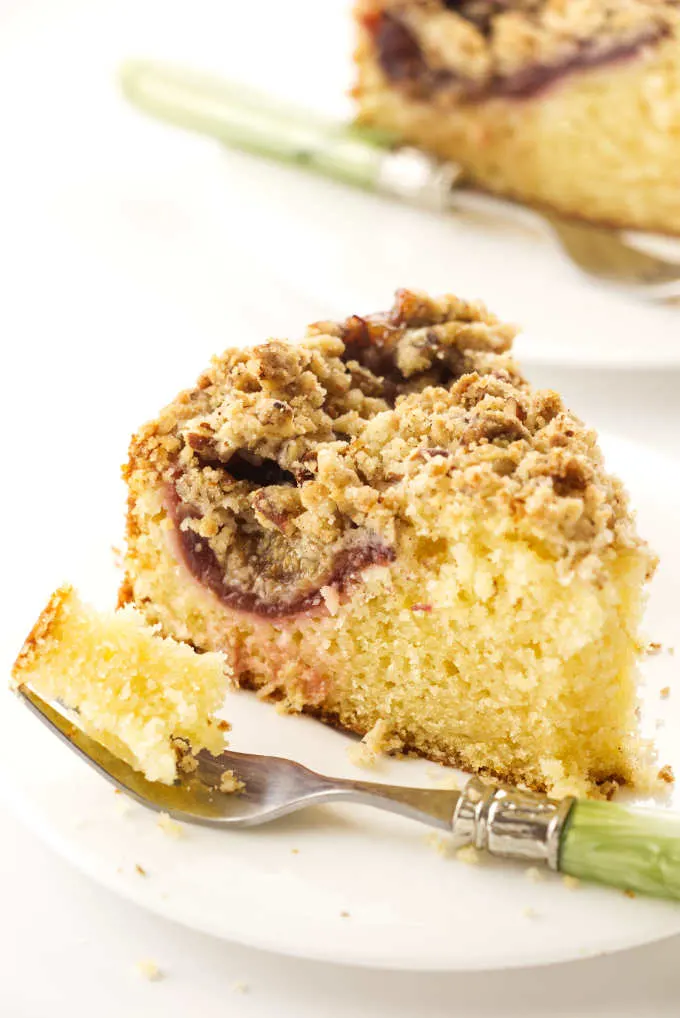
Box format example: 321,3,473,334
16,685,572,870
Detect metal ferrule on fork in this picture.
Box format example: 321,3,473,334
452,777,575,870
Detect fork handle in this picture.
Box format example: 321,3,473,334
326,775,680,899
120,59,460,209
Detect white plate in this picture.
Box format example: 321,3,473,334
2,434,680,971
1,0,680,370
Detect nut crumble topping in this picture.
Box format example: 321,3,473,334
127,289,652,619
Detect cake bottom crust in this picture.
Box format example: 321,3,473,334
241,671,628,798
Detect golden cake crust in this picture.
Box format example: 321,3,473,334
12,585,73,683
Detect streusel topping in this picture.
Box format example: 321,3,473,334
130,289,651,617
360,0,678,99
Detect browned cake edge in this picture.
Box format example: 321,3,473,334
12,585,73,683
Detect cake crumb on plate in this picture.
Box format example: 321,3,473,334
424,832,453,857
231,981,249,994
525,866,545,882
347,719,401,768
135,959,163,981
157,812,185,839
456,844,481,866
135,864,147,877
426,767,461,790
660,686,671,699
658,764,675,784
562,875,581,890
113,794,132,818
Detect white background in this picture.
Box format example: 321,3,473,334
2,0,680,1013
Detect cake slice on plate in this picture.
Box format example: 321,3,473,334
353,0,680,233
122,288,655,797
11,585,228,783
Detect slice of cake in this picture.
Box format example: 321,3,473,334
353,1,680,233
122,288,655,797
12,586,228,783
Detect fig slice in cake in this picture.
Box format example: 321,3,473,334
11,585,229,783
354,0,680,233
123,288,656,798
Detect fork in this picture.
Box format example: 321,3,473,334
120,59,680,300
18,684,680,901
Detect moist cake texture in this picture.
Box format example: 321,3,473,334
123,288,655,797
354,0,680,233
12,586,228,783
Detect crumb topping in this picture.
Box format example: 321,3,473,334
128,289,652,618
360,0,678,100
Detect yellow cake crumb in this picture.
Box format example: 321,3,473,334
157,812,185,839
427,767,462,790
113,793,133,818
424,831,454,857
135,959,163,981
219,769,245,794
347,719,401,768
657,764,675,784
562,874,581,890
661,686,671,699
456,844,482,866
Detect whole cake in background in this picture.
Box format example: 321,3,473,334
122,288,656,798
353,0,680,234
